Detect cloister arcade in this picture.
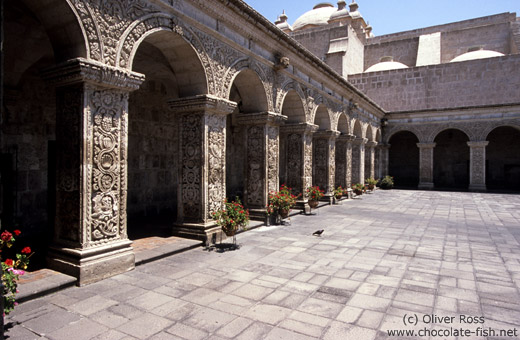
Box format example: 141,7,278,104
2,0,519,285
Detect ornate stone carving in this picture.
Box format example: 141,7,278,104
313,138,328,190
181,113,203,220
287,133,302,194
267,126,279,193
329,138,336,192
335,141,346,188
207,114,227,217
417,143,436,188
303,132,314,197
467,141,489,189
246,125,265,206
55,86,83,244
89,89,127,244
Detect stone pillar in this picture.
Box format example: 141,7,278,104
379,143,390,177
335,134,355,188
351,138,367,185
280,123,318,200
168,95,237,240
467,141,489,192
375,146,381,179
237,112,286,219
42,58,145,285
365,141,377,180
314,130,340,204
417,143,436,190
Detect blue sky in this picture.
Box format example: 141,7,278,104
244,0,520,36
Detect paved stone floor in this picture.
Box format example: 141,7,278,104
6,190,520,340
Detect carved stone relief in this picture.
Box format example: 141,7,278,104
468,141,489,186
313,138,328,190
247,125,265,206
207,114,227,218
267,126,279,193
89,88,128,245
335,141,346,188
181,113,203,220
287,133,302,195
303,132,314,197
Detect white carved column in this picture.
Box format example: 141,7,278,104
237,112,286,219
42,58,145,285
467,141,489,192
280,123,318,200
352,138,367,185
365,141,377,180
168,95,237,239
417,142,436,190
314,130,340,204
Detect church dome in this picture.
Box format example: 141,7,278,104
293,3,337,31
450,48,505,63
365,57,408,72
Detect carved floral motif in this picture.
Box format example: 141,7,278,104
267,126,279,193
207,114,227,218
287,133,302,195
246,126,264,206
313,138,328,190
181,114,202,219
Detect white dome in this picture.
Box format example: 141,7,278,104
365,61,409,73
450,50,505,63
293,3,336,31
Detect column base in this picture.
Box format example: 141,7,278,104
248,207,268,222
172,222,221,244
418,182,434,190
469,184,487,192
47,240,135,286
321,194,334,205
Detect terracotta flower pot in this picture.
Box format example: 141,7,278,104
308,200,319,209
279,208,290,218
222,224,237,237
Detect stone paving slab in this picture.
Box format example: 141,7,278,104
6,190,520,339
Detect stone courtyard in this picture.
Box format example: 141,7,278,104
6,189,520,340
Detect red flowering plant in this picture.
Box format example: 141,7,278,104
266,184,300,216
1,228,33,315
306,186,324,201
212,197,250,236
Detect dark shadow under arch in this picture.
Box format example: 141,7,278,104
434,129,469,189
389,131,419,188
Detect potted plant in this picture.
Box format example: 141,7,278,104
267,184,299,220
365,177,378,191
352,183,366,196
306,186,324,208
212,197,249,238
1,228,33,315
379,175,394,190
334,186,344,200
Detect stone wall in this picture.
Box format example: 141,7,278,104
364,37,419,70
127,80,179,220
349,55,520,112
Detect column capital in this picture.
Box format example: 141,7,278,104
417,142,436,149
168,94,237,115
236,112,287,126
467,141,489,148
314,130,341,139
42,57,145,91
377,143,391,150
366,141,378,148
280,122,319,134
352,137,368,145
337,133,355,142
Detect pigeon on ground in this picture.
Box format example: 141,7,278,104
312,229,324,236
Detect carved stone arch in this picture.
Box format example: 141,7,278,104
483,120,520,140
223,58,274,112
117,13,213,95
429,125,471,143
19,0,89,62
384,125,423,143
276,79,306,113
337,112,350,134
279,85,307,124
313,103,332,131
352,119,364,138
366,125,375,142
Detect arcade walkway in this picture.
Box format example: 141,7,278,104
6,190,520,339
